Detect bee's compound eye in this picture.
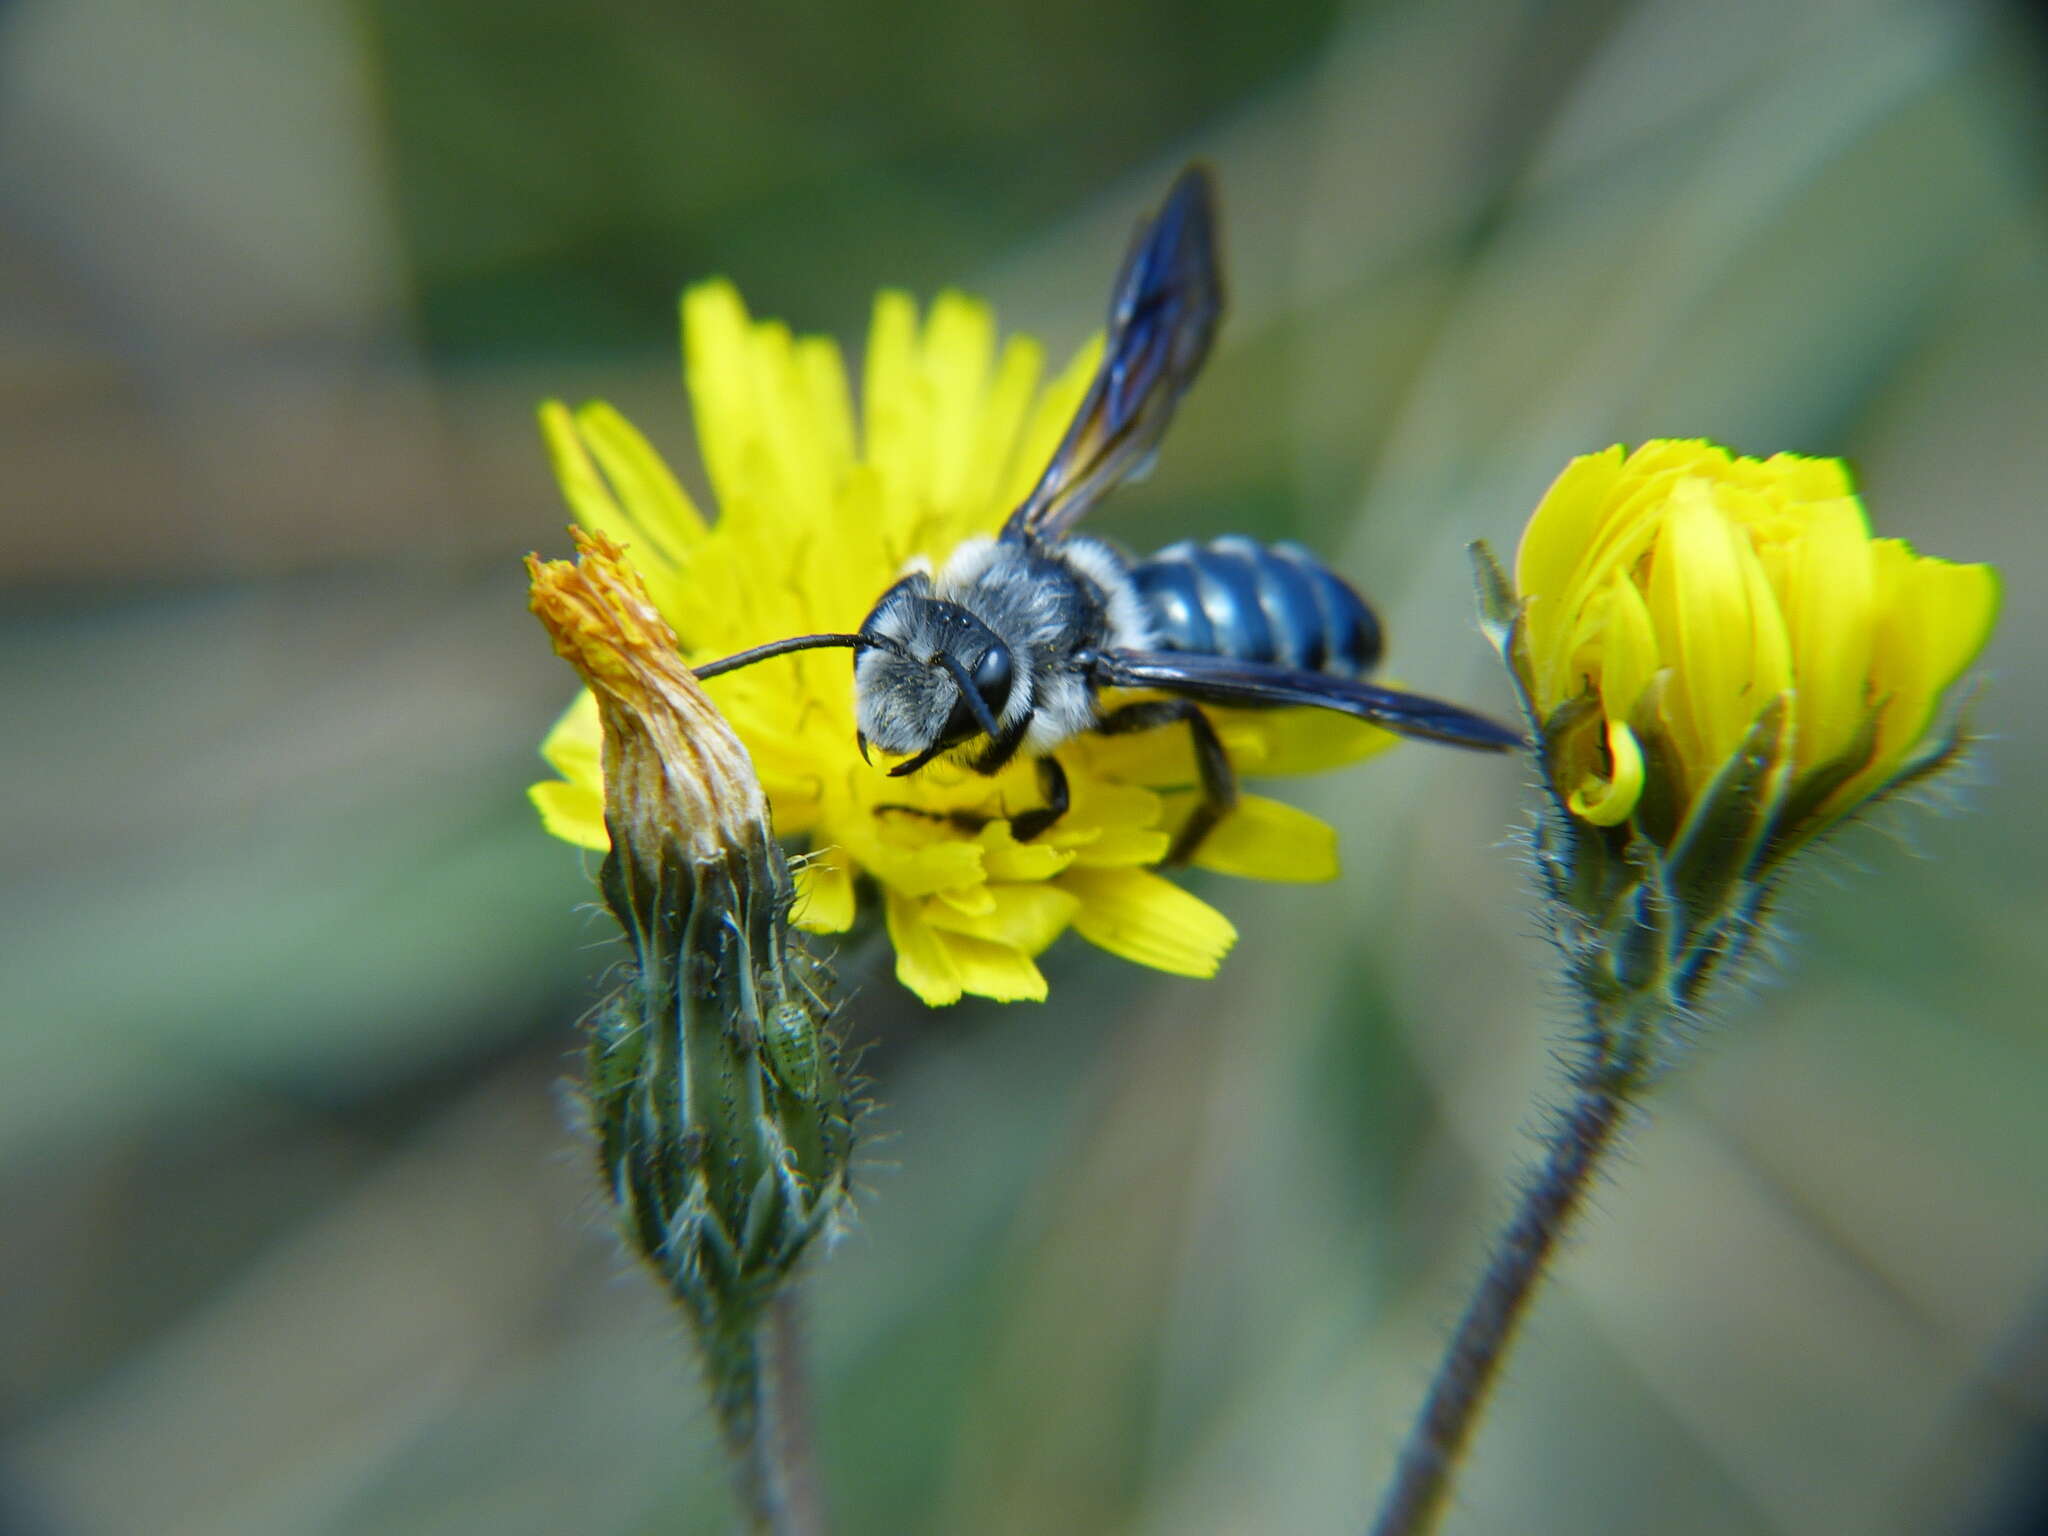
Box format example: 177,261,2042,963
973,643,1013,715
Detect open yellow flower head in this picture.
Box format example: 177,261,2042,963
1512,440,1999,843
532,281,1393,1006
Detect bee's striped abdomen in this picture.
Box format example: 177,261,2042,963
1129,535,1383,676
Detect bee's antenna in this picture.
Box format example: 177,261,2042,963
693,632,871,681
933,651,1003,741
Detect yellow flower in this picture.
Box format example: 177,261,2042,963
532,280,1393,1006
1512,439,1999,841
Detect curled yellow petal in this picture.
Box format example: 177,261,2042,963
1566,719,1645,827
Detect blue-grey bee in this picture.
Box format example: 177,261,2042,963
697,166,1521,862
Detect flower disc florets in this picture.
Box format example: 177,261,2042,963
532,282,1392,1005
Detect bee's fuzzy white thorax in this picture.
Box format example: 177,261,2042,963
941,535,1152,753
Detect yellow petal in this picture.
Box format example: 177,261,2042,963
530,779,610,851
539,402,637,557
1216,707,1397,777
1052,776,1167,840
793,847,856,933
745,317,835,524
795,334,857,478
1862,547,2001,785
573,400,707,561
1062,823,1174,867
1749,451,1854,503
886,889,963,1005
964,334,1046,523
1188,794,1339,881
1515,445,1627,666
1734,522,1793,711
1597,576,1660,723
1048,774,1172,867
1565,718,1644,826
681,280,759,511
540,690,603,784
977,821,1077,881
933,882,999,918
865,833,986,897
1060,867,1237,977
799,466,898,628
940,930,1050,1002
923,882,1081,953
1065,702,1197,783
1774,496,1874,771
863,289,927,524
998,333,1102,510
1648,480,1760,774
921,291,996,512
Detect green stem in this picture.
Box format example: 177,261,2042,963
1369,1075,1631,1536
762,1290,827,1536
710,1326,775,1534
712,1294,828,1536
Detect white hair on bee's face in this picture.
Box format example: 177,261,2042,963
854,574,961,756
853,644,958,756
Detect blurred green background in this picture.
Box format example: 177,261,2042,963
4,0,2045,1532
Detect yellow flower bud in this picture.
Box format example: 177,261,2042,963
1510,440,1998,847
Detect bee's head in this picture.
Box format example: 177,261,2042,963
854,577,1019,774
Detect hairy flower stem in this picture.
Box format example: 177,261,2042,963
709,1300,825,1536
1370,1058,1636,1536
762,1292,827,1536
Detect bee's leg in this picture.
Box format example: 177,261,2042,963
1093,700,1236,863
1008,757,1070,842
872,804,990,833
1094,699,1236,864
877,718,1044,834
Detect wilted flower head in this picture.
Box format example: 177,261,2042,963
532,281,1392,1004
1507,440,1998,852
529,527,768,875
529,532,854,1451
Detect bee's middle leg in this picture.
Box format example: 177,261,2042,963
1007,758,1069,842
1094,700,1236,864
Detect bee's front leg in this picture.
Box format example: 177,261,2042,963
1093,699,1237,864
876,720,1072,841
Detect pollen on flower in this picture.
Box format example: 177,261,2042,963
530,281,1394,1005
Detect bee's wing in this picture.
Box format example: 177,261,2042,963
1093,649,1525,752
1001,165,1223,545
